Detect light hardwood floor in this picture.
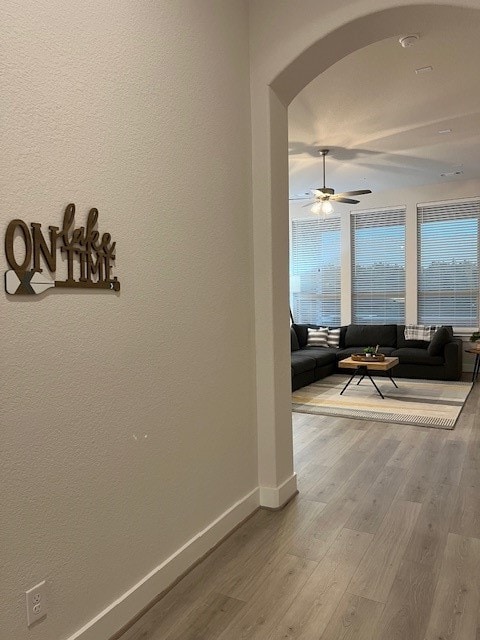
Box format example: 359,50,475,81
120,379,480,640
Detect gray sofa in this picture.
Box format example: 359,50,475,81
291,323,463,391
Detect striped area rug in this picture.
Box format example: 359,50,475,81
292,374,472,429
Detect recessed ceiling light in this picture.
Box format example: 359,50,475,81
415,65,433,74
438,128,452,134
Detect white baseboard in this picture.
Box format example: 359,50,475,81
259,472,298,509
66,487,260,640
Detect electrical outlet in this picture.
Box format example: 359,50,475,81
25,581,47,626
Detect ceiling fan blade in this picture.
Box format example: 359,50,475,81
335,189,372,197
302,202,314,208
330,197,360,204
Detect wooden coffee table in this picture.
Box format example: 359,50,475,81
338,356,399,399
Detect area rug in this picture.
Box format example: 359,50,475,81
292,374,472,429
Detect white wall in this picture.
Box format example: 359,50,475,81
0,2,257,639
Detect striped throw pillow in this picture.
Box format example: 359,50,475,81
307,327,329,348
327,327,341,348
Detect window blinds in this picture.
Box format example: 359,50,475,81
351,208,406,324
291,217,341,325
418,199,480,328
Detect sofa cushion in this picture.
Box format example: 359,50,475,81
428,326,452,356
344,324,397,348
290,327,300,352
391,348,444,366
335,326,348,349
291,352,317,375
336,346,396,359
292,324,315,348
303,348,338,367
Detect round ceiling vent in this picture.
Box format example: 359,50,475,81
399,35,419,48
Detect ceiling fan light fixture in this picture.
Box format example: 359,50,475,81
322,200,334,214
311,199,334,216
305,148,372,214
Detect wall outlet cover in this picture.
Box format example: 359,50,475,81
25,581,47,626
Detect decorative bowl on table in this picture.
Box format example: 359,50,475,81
351,353,385,362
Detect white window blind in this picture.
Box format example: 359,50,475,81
418,199,480,327
291,217,341,325
351,208,406,324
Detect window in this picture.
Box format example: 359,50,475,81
291,217,341,325
418,199,480,327
351,208,406,324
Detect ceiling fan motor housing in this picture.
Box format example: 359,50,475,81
318,187,334,195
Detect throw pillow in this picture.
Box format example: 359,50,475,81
307,327,329,348
327,327,341,348
427,326,451,356
405,324,439,341
290,327,300,352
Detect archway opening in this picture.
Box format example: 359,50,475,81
253,2,480,506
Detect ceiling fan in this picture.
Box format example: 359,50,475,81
302,149,372,215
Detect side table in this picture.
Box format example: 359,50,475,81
465,347,480,382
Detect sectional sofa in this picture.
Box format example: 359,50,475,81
291,323,463,391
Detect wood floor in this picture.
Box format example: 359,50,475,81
120,379,480,640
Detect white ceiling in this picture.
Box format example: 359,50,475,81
288,22,480,202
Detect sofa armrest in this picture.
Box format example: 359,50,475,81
444,337,463,380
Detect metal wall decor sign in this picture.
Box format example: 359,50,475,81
4,203,120,295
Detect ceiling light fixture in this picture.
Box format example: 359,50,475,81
310,200,333,216
440,170,463,177
311,200,334,216
306,149,372,216
438,128,452,134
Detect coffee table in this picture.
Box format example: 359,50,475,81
338,356,399,399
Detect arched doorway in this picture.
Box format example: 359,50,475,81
251,1,480,507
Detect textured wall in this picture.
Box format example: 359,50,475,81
0,1,256,639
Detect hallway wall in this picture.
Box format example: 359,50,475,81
0,2,257,639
